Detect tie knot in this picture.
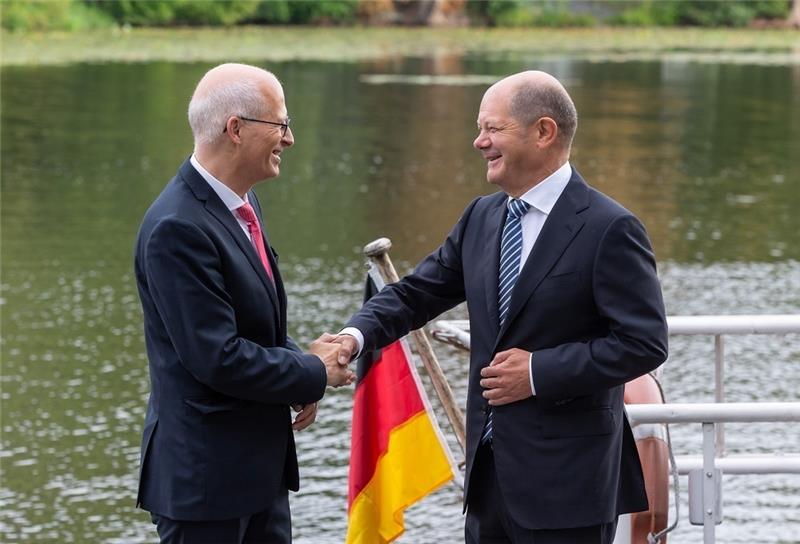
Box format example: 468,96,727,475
236,202,258,224
507,198,530,220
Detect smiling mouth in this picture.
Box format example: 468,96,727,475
486,155,501,165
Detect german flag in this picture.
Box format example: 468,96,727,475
345,274,456,544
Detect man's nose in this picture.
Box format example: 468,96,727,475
473,131,488,150
282,126,294,147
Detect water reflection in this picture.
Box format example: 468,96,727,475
1,56,798,542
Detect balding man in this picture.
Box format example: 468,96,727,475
134,63,352,543
334,71,668,543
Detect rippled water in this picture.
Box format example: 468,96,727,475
1,56,799,543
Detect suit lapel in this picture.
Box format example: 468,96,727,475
481,195,507,341
179,161,281,322
495,172,590,344
249,193,287,337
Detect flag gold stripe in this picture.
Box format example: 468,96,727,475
346,411,454,544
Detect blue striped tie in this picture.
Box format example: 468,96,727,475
482,198,531,445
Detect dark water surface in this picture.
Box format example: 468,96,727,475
2,57,799,543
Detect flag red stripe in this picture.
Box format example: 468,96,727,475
348,341,425,505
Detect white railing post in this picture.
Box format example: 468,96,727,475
714,334,725,455
702,422,717,544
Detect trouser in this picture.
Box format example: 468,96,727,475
465,444,617,544
150,488,291,544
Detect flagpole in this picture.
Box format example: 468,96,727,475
363,238,467,456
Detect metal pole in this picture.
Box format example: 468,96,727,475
714,335,725,455
702,422,717,544
363,238,467,455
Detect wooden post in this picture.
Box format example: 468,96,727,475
788,0,800,28
363,238,467,455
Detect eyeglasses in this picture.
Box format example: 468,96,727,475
223,116,291,137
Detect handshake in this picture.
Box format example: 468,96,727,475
308,332,359,387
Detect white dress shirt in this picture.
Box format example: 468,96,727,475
190,154,253,241
342,161,573,398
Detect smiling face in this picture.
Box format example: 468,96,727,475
240,77,294,182
473,83,540,197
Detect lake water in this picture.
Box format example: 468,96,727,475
1,55,799,543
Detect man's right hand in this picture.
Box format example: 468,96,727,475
309,336,354,387
331,333,359,365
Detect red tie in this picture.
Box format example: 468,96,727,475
236,202,274,283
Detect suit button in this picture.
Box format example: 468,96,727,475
479,406,486,414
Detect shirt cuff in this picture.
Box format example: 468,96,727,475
338,327,364,359
529,352,537,396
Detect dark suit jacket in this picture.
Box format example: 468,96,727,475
346,168,668,530
134,159,327,521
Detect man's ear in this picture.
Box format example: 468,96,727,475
224,116,243,143
536,117,559,148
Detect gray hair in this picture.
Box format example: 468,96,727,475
509,83,578,145
188,79,268,146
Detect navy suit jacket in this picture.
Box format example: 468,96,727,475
346,168,668,529
134,159,327,521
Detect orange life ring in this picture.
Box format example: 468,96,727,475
624,373,670,543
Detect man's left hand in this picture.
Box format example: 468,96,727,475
480,348,533,406
291,402,318,431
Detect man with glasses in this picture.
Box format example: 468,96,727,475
134,63,353,543
334,71,668,543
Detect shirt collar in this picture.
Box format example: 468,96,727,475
190,153,248,211
514,161,572,215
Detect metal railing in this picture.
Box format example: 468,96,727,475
666,315,800,453
626,402,800,544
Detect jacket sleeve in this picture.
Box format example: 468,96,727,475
285,335,304,354
531,214,668,401
346,198,480,351
142,217,327,404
